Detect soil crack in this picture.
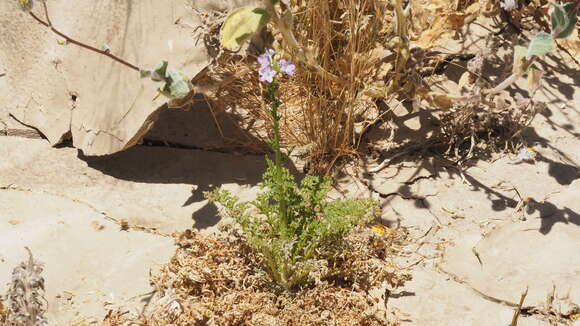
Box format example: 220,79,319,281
0,184,170,237
434,263,578,323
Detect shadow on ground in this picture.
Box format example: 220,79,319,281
78,99,300,230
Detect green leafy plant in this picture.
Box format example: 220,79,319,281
14,0,191,100
205,50,379,291
458,0,579,101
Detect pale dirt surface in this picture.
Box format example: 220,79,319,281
1,89,578,325
1,3,580,326
0,136,265,325
0,0,259,155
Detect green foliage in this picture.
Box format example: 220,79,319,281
140,61,192,99
551,2,578,39
524,1,579,61
206,79,378,292
502,1,578,93
159,70,191,99
526,32,554,59
220,7,271,50
16,0,33,12
205,163,378,291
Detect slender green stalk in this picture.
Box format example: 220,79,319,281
266,83,289,232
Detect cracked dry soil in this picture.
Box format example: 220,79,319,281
1,46,579,326
1,101,579,325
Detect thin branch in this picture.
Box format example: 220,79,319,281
29,11,49,27
570,0,580,18
41,0,51,26
509,287,529,326
28,1,140,72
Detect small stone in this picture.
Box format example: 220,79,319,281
91,221,105,231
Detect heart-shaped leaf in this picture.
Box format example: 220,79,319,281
151,61,168,82
16,0,33,11
220,7,271,50
551,2,578,39
551,2,568,32
160,69,191,99
527,32,554,59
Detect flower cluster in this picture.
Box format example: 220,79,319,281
258,49,296,83
500,0,518,11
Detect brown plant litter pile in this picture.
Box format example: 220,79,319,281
98,224,410,326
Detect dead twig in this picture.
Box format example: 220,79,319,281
509,287,529,326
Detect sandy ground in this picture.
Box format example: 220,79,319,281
1,18,579,326
1,93,579,325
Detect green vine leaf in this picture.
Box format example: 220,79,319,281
527,32,554,59
551,2,568,32
551,2,578,39
146,61,191,99
159,70,191,99
220,7,271,50
16,0,33,11
151,61,168,82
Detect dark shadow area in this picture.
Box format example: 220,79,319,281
526,200,580,235
145,94,269,155
79,145,268,230
522,128,580,185
78,97,300,230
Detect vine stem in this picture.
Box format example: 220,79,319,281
29,1,140,72
570,0,580,18
454,53,538,103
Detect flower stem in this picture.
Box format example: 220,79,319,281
267,83,289,230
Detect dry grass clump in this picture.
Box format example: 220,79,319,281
439,93,547,158
193,0,572,170
197,1,399,174
278,0,392,173
102,224,410,326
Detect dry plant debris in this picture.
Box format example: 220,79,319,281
192,0,574,172
99,225,410,326
0,248,48,326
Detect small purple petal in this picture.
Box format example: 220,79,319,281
258,49,276,66
264,49,275,58
279,59,296,76
258,55,270,68
259,65,277,83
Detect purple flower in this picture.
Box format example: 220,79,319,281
259,65,277,83
257,49,295,83
258,49,277,83
258,49,275,68
279,59,296,76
